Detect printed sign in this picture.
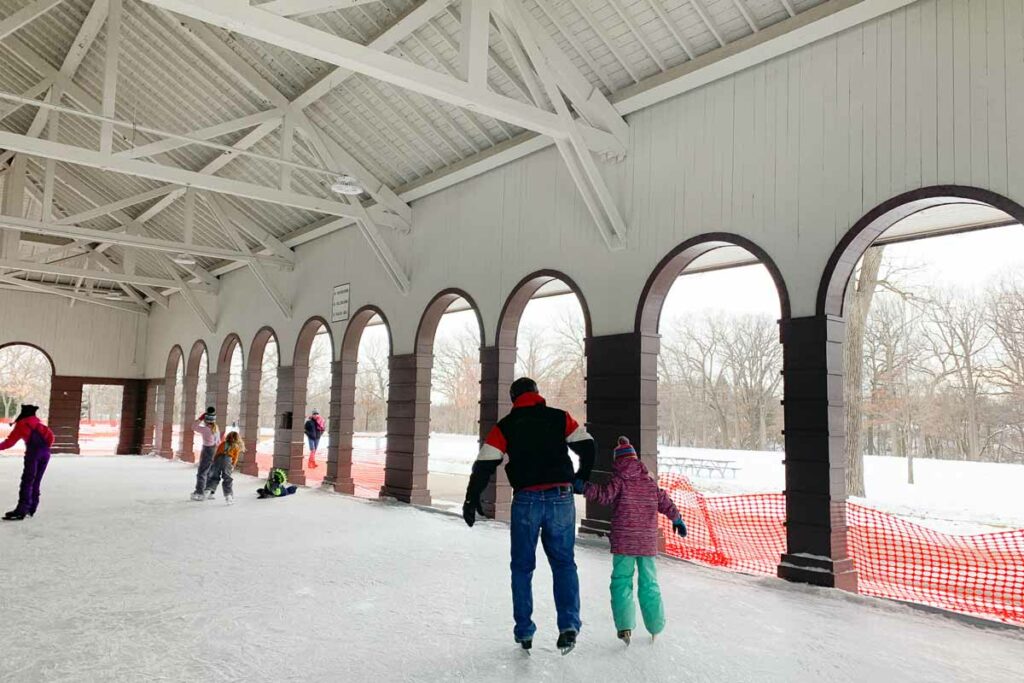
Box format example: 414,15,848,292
331,284,350,323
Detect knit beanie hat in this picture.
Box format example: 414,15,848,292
15,404,39,422
613,436,637,459
204,407,217,423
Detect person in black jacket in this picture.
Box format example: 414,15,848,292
303,409,325,469
463,377,595,654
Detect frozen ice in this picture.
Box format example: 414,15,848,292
1,455,1022,682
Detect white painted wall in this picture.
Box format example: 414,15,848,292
144,0,1024,376
0,289,148,377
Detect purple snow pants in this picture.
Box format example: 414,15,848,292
15,448,51,515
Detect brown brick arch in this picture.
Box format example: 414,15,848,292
178,340,209,462
238,327,278,476
273,316,335,484
334,306,392,494
478,271,592,521
157,345,185,459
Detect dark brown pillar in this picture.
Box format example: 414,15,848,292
581,333,659,535
48,376,83,454
180,371,199,462
478,345,512,521
777,315,857,591
380,353,431,504
272,364,304,485
238,365,262,476
117,380,147,454
141,380,161,454
332,358,357,494
157,372,176,459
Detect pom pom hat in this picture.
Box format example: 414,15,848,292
613,436,637,459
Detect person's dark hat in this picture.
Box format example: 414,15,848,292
15,404,39,422
509,377,539,402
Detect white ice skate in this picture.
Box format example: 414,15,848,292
190,492,204,501
225,495,234,505
206,492,216,500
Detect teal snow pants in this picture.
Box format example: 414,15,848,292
610,554,665,634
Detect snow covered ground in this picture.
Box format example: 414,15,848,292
423,434,1024,534
2,455,1022,682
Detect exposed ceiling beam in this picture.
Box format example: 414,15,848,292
159,260,216,332
99,0,122,154
114,109,283,160
208,195,291,319
0,273,147,315
0,256,215,292
458,0,490,88
140,0,570,138
0,213,289,268
254,0,379,17
56,185,179,225
0,0,64,41
213,198,295,264
0,130,374,220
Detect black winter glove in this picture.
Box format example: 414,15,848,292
463,498,486,527
672,517,687,537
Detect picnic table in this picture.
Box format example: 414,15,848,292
659,455,741,479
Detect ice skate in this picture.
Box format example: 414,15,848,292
190,492,204,501
206,491,216,500
617,630,631,646
3,510,26,521
556,630,577,656
516,638,532,654
225,495,234,505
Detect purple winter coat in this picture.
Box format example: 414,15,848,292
583,457,681,557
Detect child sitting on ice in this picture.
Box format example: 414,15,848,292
257,467,297,499
575,436,687,645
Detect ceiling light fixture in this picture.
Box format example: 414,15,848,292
172,253,197,266
104,291,126,300
330,174,363,196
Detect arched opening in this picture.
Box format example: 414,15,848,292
246,328,279,479
214,334,243,433
820,187,1024,624
491,272,591,520
338,307,391,498
159,346,184,459
417,290,483,512
180,341,209,462
79,384,124,455
0,343,53,431
293,317,334,485
637,235,789,576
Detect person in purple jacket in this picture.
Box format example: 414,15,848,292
575,436,687,645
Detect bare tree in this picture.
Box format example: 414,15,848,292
0,345,52,419
354,336,389,432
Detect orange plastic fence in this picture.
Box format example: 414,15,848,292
657,473,1024,627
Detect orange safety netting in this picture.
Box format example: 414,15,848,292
657,473,1024,627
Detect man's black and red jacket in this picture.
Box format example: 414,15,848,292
465,392,595,502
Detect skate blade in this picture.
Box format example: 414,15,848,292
559,644,575,656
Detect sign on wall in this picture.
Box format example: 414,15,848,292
331,284,350,323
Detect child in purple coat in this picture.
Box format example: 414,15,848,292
575,436,686,645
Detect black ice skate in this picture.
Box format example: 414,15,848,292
3,510,26,521
556,630,577,656
516,638,532,654
617,630,631,646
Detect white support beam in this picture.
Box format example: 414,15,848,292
502,0,628,151
0,273,147,315
255,0,379,17
289,0,453,110
207,195,292,318
114,109,282,160
493,13,547,108
100,0,122,154
211,197,295,264
140,0,570,138
279,113,295,190
503,0,625,250
87,247,168,307
0,154,26,260
0,257,216,292
41,110,59,220
56,185,178,225
0,213,289,267
458,0,490,88
0,130,368,220
0,77,54,125
0,0,64,41
161,262,216,332
181,187,196,246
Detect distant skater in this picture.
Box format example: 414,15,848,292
304,409,325,470
190,408,220,501
1,404,55,521
205,431,243,505
577,437,687,645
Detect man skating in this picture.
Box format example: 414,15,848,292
463,378,595,654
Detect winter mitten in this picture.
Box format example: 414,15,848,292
462,498,486,527
672,517,687,537
572,479,585,495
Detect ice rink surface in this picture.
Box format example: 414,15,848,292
1,456,1022,682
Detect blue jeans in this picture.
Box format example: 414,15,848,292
510,487,581,641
